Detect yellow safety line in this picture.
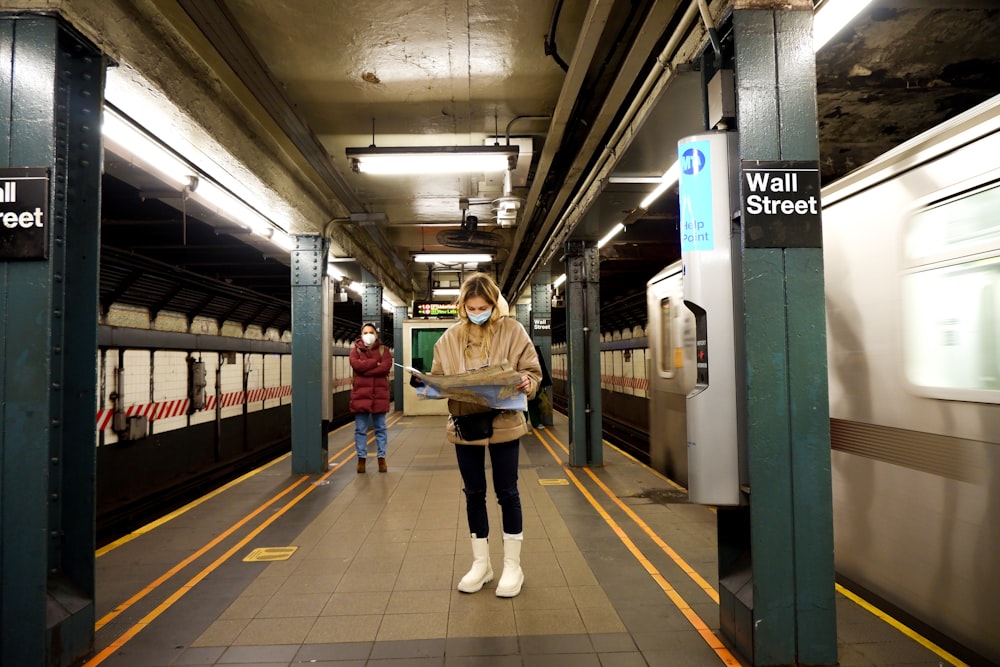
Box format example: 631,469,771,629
87,413,402,663
84,460,345,667
835,584,970,667
95,453,290,557
96,419,360,557
538,427,718,602
93,474,310,631
534,421,970,666
532,428,740,666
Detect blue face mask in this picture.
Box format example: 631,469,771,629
467,308,493,325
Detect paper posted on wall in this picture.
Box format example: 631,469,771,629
397,361,527,411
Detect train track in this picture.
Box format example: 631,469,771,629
551,392,651,465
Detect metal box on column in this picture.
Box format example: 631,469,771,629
677,132,743,506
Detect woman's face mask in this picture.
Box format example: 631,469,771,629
362,332,376,346
466,308,493,326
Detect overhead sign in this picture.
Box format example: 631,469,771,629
413,301,458,318
0,167,50,260
741,160,822,248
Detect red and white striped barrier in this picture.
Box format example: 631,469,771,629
96,385,292,430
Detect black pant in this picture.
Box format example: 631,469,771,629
455,440,522,538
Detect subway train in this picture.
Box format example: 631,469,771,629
640,94,1000,664
94,318,377,544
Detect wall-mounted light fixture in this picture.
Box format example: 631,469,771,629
813,0,873,51
346,145,518,175
413,253,493,264
102,106,293,252
639,160,681,210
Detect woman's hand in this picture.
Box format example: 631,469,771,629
517,375,531,393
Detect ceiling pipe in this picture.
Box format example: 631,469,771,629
504,115,552,146
544,0,570,72
510,0,708,301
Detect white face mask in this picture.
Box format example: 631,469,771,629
362,333,376,346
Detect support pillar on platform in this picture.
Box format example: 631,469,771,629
726,2,837,664
531,274,553,428
0,14,106,666
360,268,383,332
564,241,602,467
291,234,330,474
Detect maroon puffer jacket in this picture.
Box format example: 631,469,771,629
349,339,392,414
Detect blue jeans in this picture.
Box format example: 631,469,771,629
455,440,522,538
354,412,387,458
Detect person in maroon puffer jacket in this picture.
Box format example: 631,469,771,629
349,322,392,473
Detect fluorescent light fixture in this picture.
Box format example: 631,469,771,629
813,0,873,51
597,223,626,249
104,107,295,253
347,145,518,175
102,109,193,187
433,288,461,297
553,273,567,289
639,161,681,210
413,253,492,264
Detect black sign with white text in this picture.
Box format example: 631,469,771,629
532,317,551,337
0,167,50,260
741,160,822,248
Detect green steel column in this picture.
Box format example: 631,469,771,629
0,15,105,666
360,268,383,332
291,235,329,473
531,275,553,428
564,241,602,466
733,2,836,664
393,305,407,408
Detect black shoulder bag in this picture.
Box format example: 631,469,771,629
452,409,501,441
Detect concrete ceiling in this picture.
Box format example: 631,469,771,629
34,0,1000,334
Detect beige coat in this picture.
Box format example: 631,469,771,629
431,317,542,445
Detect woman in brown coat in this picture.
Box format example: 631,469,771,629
430,273,541,597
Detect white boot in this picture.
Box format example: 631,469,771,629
495,532,524,598
457,536,493,593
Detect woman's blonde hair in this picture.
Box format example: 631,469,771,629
456,272,501,322
456,272,501,362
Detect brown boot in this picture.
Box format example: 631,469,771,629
378,457,387,473
357,457,366,473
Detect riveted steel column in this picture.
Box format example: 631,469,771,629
393,305,407,409
0,15,105,666
732,2,836,664
291,235,329,473
531,273,553,428
360,268,383,333
564,241,602,466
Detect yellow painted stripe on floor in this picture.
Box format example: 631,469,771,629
835,584,969,667
89,413,404,663
533,429,740,666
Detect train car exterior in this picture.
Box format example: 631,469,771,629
94,302,371,541
821,94,1000,664
645,261,697,486
633,93,1000,663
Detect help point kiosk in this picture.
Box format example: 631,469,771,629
677,131,746,507
678,131,757,657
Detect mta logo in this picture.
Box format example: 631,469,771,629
681,147,706,175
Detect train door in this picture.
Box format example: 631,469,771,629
646,261,696,484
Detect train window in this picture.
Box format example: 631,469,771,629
902,181,1000,400
905,181,1000,263
659,297,674,375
